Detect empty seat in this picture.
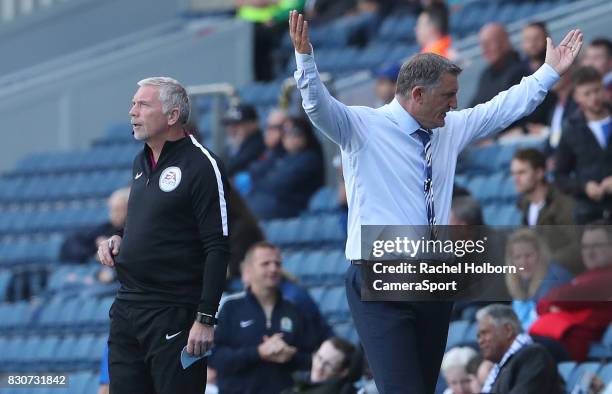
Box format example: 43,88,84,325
446,320,470,350
558,361,576,383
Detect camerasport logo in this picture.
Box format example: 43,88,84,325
159,167,182,192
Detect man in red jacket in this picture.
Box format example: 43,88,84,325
530,221,612,360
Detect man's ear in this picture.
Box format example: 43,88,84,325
411,86,425,104
167,108,180,126
339,368,349,379
503,323,515,340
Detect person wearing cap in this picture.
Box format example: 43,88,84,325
374,63,400,106
224,104,266,176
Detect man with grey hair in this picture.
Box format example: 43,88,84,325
476,304,563,393
289,9,582,394
97,77,230,394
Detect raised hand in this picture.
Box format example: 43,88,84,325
289,10,312,55
545,29,583,76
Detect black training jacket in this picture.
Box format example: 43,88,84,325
115,135,230,315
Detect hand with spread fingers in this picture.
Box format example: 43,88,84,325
289,10,312,55
545,29,583,75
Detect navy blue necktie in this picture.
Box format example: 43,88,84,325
415,128,437,234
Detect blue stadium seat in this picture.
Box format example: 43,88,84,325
566,362,601,390
55,335,79,367
558,361,576,383
334,321,359,344
308,286,326,306
599,363,612,384
320,286,349,322
308,187,339,213
446,320,470,350
463,322,478,344
37,336,61,368
92,297,114,325
588,324,612,359
67,371,92,394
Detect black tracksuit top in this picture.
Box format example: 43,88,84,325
115,135,230,315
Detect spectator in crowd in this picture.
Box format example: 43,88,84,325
263,109,289,159
511,148,582,273
470,23,559,138
519,21,558,130
239,244,334,346
555,66,612,224
374,63,400,106
548,64,578,150
440,346,478,394
450,195,483,226
530,222,612,361
415,2,457,60
247,116,324,219
470,23,528,108
210,241,321,394
59,187,129,263
237,0,305,80
224,104,266,177
239,108,289,189
303,0,356,24
476,304,565,393
521,22,548,73
282,337,358,394
582,38,612,99
465,354,494,394
504,229,573,331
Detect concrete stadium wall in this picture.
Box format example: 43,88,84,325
0,18,252,172
0,0,187,76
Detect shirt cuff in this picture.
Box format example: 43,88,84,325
533,63,560,91
295,46,315,71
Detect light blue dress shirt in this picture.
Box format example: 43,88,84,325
294,50,559,260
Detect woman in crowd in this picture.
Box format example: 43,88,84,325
505,228,573,330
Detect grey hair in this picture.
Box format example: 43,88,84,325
451,196,484,225
476,304,522,334
137,77,190,125
441,346,478,374
395,53,462,98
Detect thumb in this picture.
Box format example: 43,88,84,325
546,37,553,52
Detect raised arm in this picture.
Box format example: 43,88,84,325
452,29,583,149
289,11,366,152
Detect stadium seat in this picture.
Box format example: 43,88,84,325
463,322,479,344
566,362,602,390
588,324,612,359
446,320,470,350
308,186,339,213
599,362,612,384
558,361,577,383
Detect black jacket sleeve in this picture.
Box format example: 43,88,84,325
190,155,231,315
554,126,586,198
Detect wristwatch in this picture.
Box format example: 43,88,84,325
196,312,217,326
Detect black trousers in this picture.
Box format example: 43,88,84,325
345,264,453,394
108,299,206,394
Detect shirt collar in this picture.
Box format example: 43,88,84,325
388,98,424,136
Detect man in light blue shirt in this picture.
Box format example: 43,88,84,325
289,11,582,394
